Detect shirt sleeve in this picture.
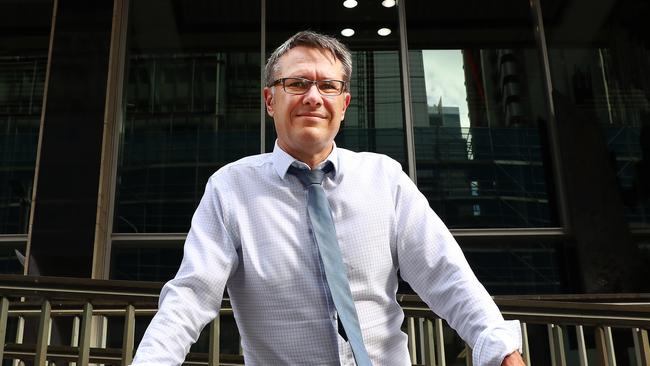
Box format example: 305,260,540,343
130,176,239,366
393,170,521,366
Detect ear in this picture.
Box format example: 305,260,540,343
263,87,275,117
341,92,351,120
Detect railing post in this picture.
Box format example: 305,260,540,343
12,316,25,366
418,318,426,363
35,300,51,366
122,304,135,366
548,324,566,366
434,318,446,366
464,344,473,366
576,325,588,366
632,328,650,366
78,302,93,365
208,315,220,366
423,318,435,366
407,317,417,364
70,315,80,366
520,322,530,366
596,326,617,366
0,297,9,363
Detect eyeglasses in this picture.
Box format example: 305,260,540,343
270,77,347,96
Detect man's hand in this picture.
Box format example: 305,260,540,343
501,351,526,365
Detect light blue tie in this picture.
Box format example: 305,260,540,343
289,162,372,366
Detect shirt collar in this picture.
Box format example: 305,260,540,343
272,140,340,180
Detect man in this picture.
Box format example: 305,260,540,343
131,30,525,366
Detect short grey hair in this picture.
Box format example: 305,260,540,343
264,30,352,88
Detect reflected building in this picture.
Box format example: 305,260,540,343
1,0,649,304
3,0,650,361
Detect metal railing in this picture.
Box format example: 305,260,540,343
1,274,649,366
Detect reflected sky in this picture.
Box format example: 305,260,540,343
422,50,470,128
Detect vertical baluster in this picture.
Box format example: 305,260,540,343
77,303,93,365
604,326,617,366
0,297,9,363
434,318,446,366
12,316,25,366
548,324,566,366
520,322,531,366
70,315,80,366
548,324,557,366
423,318,435,366
632,328,650,366
575,325,588,366
35,300,51,366
464,344,473,366
122,304,135,366
418,318,426,363
407,317,417,364
208,315,220,366
596,326,617,366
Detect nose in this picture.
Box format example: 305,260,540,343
302,83,323,106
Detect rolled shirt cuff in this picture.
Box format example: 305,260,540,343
472,320,522,366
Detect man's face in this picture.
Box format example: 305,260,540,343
264,46,351,165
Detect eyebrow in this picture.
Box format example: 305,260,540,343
287,75,342,80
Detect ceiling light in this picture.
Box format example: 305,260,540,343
343,0,358,8
377,28,392,36
341,28,355,37
382,0,396,7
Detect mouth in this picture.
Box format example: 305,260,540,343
297,112,327,119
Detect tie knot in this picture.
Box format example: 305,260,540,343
288,161,333,188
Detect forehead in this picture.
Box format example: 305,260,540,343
277,46,345,78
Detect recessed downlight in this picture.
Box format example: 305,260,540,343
382,0,396,7
377,28,392,36
343,0,358,8
341,28,355,37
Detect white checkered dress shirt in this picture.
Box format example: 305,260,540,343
131,142,521,366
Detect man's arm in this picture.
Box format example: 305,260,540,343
131,176,239,365
393,169,522,366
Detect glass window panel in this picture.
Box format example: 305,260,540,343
542,0,650,226
265,0,407,167
464,242,564,295
114,0,261,233
406,0,558,228
110,245,183,281
0,246,24,274
0,0,52,234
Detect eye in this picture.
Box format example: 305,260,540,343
319,81,337,90
286,78,309,89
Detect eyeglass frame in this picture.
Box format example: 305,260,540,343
269,77,348,96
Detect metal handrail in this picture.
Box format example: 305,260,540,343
1,274,649,366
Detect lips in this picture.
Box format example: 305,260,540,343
297,112,327,119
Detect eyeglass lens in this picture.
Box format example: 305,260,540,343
282,78,344,95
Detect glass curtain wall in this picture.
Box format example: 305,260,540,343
0,0,52,274
406,0,558,229
112,0,261,281
404,0,563,296
111,0,568,290
265,0,407,168
542,0,650,227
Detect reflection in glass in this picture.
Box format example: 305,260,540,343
543,0,650,226
114,0,261,233
464,244,562,294
407,0,557,228
265,0,407,167
0,247,24,274
111,246,182,281
0,0,52,234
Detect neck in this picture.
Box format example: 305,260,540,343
279,142,333,169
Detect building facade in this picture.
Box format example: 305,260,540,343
1,0,649,298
